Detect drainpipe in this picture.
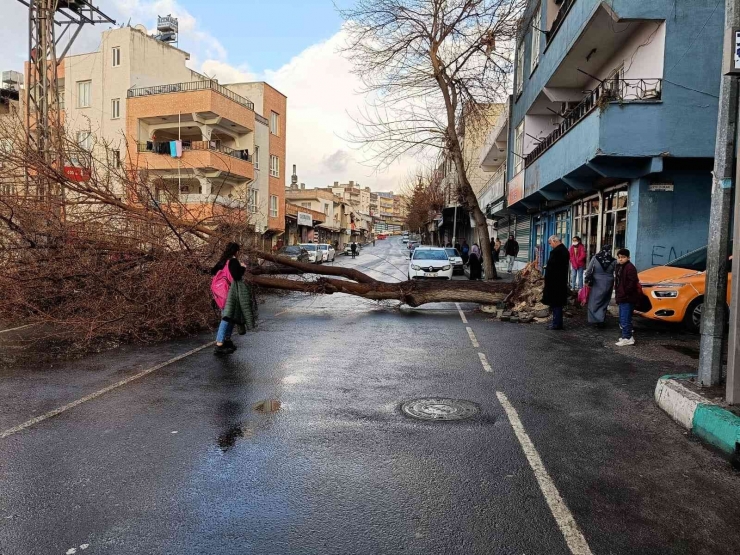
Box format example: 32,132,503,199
699,0,740,388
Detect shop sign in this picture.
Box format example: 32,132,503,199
649,183,674,192
297,212,313,226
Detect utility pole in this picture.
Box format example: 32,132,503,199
698,0,740,387
20,0,114,199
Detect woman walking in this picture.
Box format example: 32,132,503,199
584,245,617,328
468,243,483,280
211,243,257,355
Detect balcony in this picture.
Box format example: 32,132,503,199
524,78,661,168
128,80,254,111
134,140,254,180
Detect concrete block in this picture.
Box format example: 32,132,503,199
654,377,704,431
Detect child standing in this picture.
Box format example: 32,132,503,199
614,248,641,347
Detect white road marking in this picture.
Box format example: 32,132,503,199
0,342,214,440
495,391,594,555
0,323,35,335
466,327,480,348
455,302,468,323
478,352,492,372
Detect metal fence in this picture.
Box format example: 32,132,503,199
524,78,662,168
138,140,253,163
127,80,254,111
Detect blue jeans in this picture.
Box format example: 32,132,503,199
618,303,634,339
552,306,564,328
571,267,584,289
216,319,234,343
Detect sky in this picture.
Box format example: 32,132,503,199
0,0,418,192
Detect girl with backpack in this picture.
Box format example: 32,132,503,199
211,242,247,355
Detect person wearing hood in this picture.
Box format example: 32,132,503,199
584,245,617,327
468,243,482,280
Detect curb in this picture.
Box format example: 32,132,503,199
655,374,740,457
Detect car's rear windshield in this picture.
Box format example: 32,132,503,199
282,246,301,254
414,250,448,260
301,244,317,251
318,245,327,250
445,248,460,257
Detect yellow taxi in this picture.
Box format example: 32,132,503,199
636,246,732,333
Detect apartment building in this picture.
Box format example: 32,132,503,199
507,0,722,270
330,181,371,215
58,24,286,243
0,81,21,196
285,186,345,246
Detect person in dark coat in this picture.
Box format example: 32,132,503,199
503,234,520,273
614,248,641,346
584,246,616,327
468,244,482,280
542,235,570,330
350,242,358,259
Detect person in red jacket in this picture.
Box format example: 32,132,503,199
569,236,587,290
614,248,641,347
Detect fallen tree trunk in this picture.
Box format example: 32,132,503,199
247,253,513,307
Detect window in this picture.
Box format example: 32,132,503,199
269,195,279,218
515,41,525,95
270,154,279,177
77,80,91,108
254,145,260,169
0,138,12,154
77,131,92,151
111,98,120,119
248,188,259,214
270,111,279,135
110,149,121,168
58,88,65,110
112,47,121,67
300,202,311,208
324,203,330,215
514,122,524,174
530,4,541,74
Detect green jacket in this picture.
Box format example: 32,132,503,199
222,279,257,331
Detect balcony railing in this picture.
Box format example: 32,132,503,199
138,140,253,163
255,113,269,126
524,78,662,168
127,80,254,111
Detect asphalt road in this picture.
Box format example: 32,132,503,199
1,237,740,555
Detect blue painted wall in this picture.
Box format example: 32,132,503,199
509,0,723,186
630,170,712,271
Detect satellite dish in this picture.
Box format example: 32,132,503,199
134,24,147,33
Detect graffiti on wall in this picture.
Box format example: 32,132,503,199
651,245,690,266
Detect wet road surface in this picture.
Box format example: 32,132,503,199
1,238,740,555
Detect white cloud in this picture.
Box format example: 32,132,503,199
262,31,418,192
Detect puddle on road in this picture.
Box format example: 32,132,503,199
217,424,254,452
663,344,700,360
253,399,281,413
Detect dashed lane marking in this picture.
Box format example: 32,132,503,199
478,352,492,372
0,324,35,335
0,342,215,440
466,327,480,348
455,303,468,323
496,391,594,555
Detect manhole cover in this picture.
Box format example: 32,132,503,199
401,398,479,421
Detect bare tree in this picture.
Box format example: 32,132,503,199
340,0,524,280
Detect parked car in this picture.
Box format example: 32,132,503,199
317,243,336,262
343,243,361,256
402,237,409,244
637,244,732,333
407,240,420,253
445,247,464,274
299,243,321,264
276,245,310,263
408,247,453,280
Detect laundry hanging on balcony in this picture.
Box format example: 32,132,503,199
170,140,182,158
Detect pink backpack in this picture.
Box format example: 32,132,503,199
211,261,233,310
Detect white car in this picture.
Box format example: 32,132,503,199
317,243,336,262
299,243,320,263
408,247,453,280
402,237,409,244
445,247,464,274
